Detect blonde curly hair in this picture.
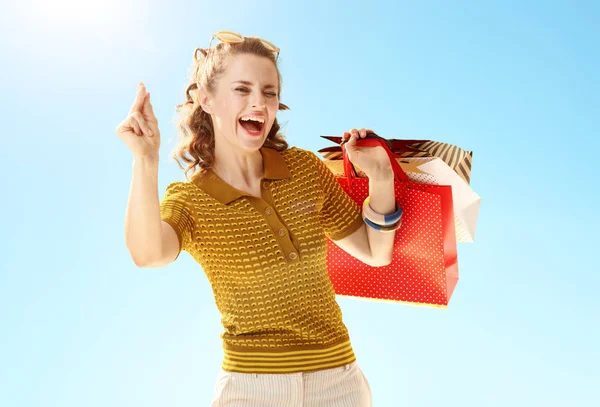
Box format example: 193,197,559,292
170,37,290,180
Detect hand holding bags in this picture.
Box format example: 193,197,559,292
319,136,481,242
325,134,459,308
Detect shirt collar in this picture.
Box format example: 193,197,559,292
190,146,291,205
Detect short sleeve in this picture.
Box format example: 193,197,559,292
306,150,364,241
159,182,194,259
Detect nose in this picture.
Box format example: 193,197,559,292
251,92,266,108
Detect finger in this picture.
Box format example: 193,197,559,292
359,128,367,137
343,130,356,145
142,92,156,122
347,131,358,146
129,82,146,114
128,116,142,136
138,114,154,136
130,112,153,136
129,86,146,115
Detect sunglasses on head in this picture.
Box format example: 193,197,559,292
196,30,280,62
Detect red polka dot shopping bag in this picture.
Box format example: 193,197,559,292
326,134,459,308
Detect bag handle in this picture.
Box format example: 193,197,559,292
318,144,426,156
321,135,430,155
341,133,410,193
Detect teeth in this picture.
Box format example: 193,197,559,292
240,115,265,123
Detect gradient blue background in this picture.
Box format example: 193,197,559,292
1,0,598,405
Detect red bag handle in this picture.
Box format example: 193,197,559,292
341,133,410,193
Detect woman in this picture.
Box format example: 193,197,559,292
116,31,401,407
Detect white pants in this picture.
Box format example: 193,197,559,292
210,361,372,407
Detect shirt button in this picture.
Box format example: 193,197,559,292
265,207,273,215
289,252,298,260
278,229,286,236
262,181,270,190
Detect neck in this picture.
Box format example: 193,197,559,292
212,140,265,186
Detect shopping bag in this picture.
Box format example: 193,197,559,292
325,134,459,308
322,156,481,242
400,140,473,185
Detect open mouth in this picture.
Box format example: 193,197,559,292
239,117,265,135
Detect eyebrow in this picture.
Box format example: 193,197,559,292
232,80,277,90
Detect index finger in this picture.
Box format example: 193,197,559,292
129,82,146,114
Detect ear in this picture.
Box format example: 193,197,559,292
197,86,214,114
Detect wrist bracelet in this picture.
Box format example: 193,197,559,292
362,195,403,226
362,210,402,232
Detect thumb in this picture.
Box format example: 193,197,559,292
142,92,156,121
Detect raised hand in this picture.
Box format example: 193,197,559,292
116,82,161,158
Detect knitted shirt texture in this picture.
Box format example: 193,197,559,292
159,146,364,373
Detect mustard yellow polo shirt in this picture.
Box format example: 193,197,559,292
159,146,364,374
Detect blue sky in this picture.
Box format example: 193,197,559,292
1,0,598,406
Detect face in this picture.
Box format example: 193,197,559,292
201,53,280,151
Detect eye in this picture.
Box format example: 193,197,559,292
235,87,277,97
